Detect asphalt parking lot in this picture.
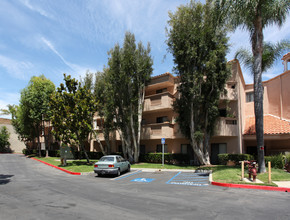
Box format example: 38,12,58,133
1,154,290,220
107,169,210,187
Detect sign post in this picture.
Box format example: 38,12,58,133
161,138,165,167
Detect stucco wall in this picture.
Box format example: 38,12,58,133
0,124,26,153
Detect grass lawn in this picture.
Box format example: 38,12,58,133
33,157,290,186
34,157,97,173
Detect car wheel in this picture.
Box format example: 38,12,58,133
127,165,131,172
117,169,121,177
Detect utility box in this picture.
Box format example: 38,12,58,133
60,145,74,159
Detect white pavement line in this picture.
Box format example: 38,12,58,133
110,170,142,181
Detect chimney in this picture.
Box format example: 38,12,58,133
282,52,290,72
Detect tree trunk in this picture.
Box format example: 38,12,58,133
92,130,106,155
130,106,138,163
118,129,128,160
189,104,210,165
135,86,145,163
37,126,41,157
76,133,90,164
124,125,134,163
104,130,111,154
252,15,266,173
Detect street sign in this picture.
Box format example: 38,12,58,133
161,138,165,144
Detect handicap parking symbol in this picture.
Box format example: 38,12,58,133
131,178,155,183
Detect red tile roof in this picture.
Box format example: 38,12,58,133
0,118,11,125
244,115,290,135
282,52,290,60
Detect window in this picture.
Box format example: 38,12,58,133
117,157,121,163
210,143,227,164
118,145,123,153
156,88,167,94
246,92,254,102
156,144,168,153
94,120,98,129
156,116,169,123
226,120,237,125
219,109,227,117
140,145,146,154
181,144,190,154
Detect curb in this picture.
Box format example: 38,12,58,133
211,181,290,192
31,158,81,175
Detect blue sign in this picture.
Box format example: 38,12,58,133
131,178,155,183
161,138,165,144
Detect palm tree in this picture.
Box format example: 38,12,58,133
217,0,290,173
235,40,290,73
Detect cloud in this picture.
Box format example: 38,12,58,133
41,36,97,78
20,0,53,19
0,54,34,79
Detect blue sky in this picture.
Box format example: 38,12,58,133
0,0,290,117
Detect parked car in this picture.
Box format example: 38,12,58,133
94,155,130,176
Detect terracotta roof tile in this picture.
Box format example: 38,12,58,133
0,118,11,125
244,115,290,135
282,52,290,60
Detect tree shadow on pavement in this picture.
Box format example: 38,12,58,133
0,174,14,185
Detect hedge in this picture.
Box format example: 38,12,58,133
265,154,285,169
218,154,254,165
140,153,190,164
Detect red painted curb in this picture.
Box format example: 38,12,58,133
212,181,290,192
31,158,81,175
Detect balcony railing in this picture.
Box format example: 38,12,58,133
141,123,174,139
143,92,173,112
214,118,238,136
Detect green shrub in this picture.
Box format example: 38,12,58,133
218,154,228,165
144,153,173,163
141,153,190,164
0,126,11,153
265,154,285,169
218,153,254,165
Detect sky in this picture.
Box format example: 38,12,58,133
0,0,290,118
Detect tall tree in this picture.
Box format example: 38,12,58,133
10,76,55,156
217,0,290,172
50,74,96,163
235,40,290,73
167,0,230,165
106,32,153,163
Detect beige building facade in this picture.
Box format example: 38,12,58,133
90,53,290,164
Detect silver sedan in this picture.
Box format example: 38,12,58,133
94,155,131,176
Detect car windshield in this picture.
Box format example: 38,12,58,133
99,157,115,162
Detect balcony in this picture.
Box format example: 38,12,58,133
220,83,238,100
143,92,173,112
214,118,238,136
141,123,174,139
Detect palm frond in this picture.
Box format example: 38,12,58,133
234,48,253,71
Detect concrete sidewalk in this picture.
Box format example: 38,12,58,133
273,181,290,188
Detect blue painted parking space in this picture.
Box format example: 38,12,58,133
167,172,209,186
131,178,155,183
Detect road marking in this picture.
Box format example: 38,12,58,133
111,170,142,181
166,171,182,184
131,178,155,183
167,172,209,186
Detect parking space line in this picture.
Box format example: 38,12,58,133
166,171,181,184
166,172,209,186
111,170,142,181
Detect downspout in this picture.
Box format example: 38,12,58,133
237,66,243,154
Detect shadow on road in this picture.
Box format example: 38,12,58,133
0,174,14,185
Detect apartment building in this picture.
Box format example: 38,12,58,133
90,53,290,164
